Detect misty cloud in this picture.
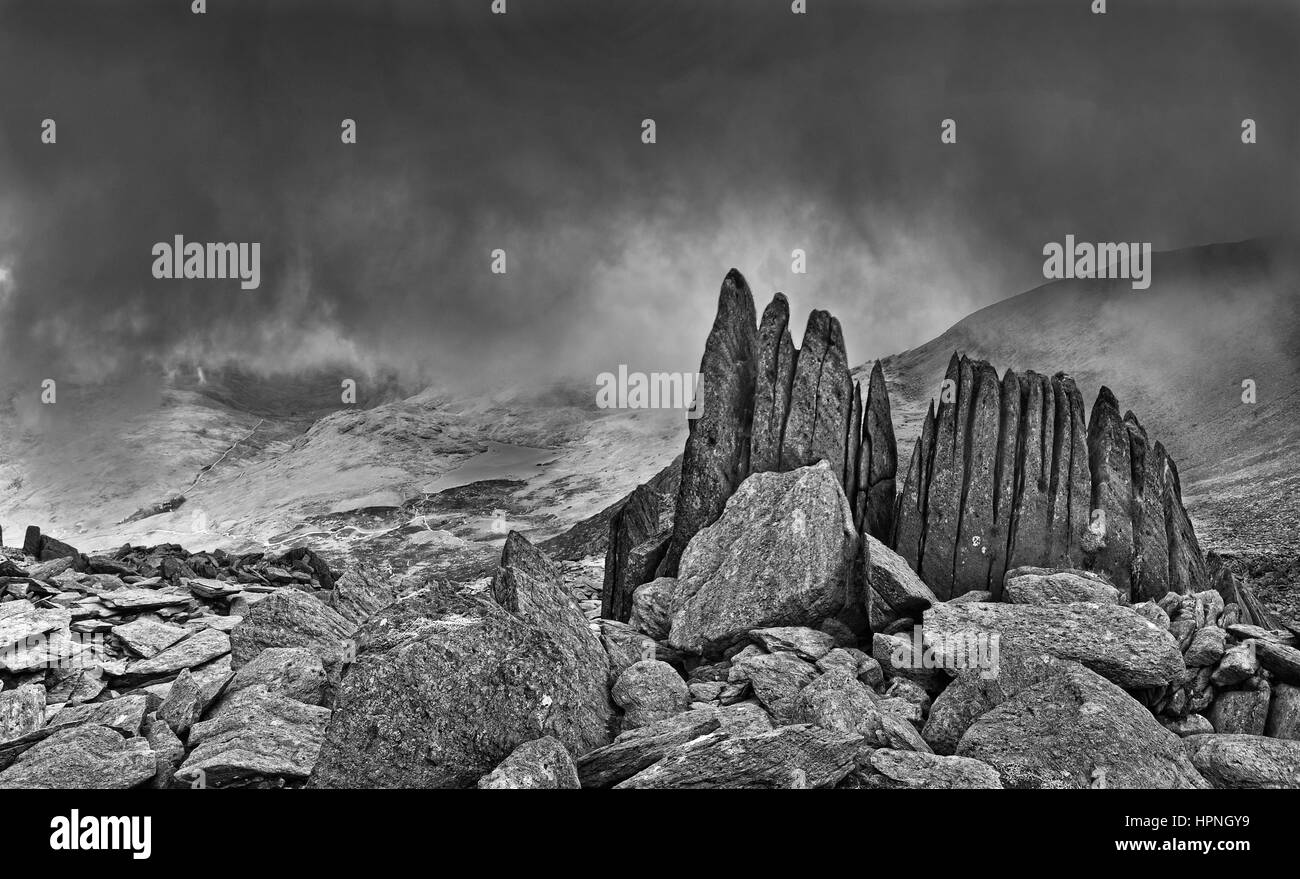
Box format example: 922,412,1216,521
0,0,1295,393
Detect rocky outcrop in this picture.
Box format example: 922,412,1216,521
656,269,759,578
604,272,912,625
892,358,1208,603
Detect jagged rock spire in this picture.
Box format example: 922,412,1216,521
749,293,796,474
858,361,897,541
778,310,853,486
894,360,1209,602
655,269,758,578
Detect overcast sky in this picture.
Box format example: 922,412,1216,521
0,0,1295,390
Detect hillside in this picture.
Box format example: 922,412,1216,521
863,238,1300,555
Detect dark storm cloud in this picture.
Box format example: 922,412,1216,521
0,0,1295,390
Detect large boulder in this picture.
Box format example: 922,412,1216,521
668,462,856,656
1255,640,1300,685
175,686,331,787
627,577,677,640
1182,734,1300,789
0,725,156,789
728,650,818,723
611,660,690,730
1266,683,1300,740
955,665,1208,789
310,537,614,788
922,645,1069,755
1208,687,1270,735
924,600,1184,689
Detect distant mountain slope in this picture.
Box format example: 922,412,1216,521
864,238,1300,553
0,366,684,572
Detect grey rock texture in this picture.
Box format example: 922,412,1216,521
891,363,1206,604
0,725,156,789
1183,734,1300,789
476,737,580,789
846,748,1003,789
668,462,855,657
657,269,759,578
614,724,862,789
310,535,613,788
611,660,691,730
925,600,1184,689
956,665,1209,789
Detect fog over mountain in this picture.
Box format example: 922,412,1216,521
0,0,1296,395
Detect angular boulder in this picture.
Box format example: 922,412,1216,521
310,539,613,789
611,660,690,730
1182,734,1300,789
0,725,156,789
229,589,353,671
668,462,856,657
925,600,1184,689
956,665,1208,789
